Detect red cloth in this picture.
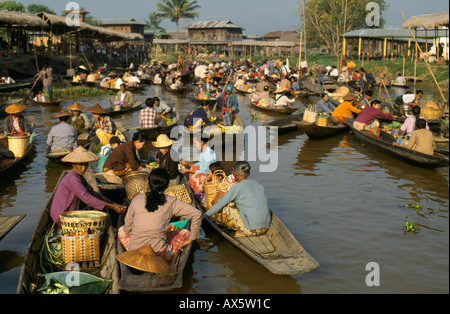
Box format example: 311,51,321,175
188,165,208,193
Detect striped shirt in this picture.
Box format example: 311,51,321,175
99,116,117,134
139,107,157,128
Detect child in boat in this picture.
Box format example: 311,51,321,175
96,136,122,173
205,161,271,237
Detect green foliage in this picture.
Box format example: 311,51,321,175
0,0,26,12
53,87,116,98
403,221,419,233
156,0,201,32
26,3,55,14
145,12,167,38
301,0,388,54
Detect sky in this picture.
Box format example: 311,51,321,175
12,0,450,36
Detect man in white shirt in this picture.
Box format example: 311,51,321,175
115,77,124,89
299,58,308,76
395,73,407,86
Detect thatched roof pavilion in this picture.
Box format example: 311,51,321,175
0,10,48,30
403,11,449,29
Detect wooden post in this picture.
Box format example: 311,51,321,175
401,9,446,102
383,37,387,59
358,37,362,60
402,56,405,77
408,38,411,57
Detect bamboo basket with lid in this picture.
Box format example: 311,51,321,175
60,210,107,235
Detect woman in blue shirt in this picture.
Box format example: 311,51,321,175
205,161,271,237
179,135,217,193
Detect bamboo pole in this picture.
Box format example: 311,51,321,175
358,37,362,60
81,49,92,72
402,56,405,77
401,10,446,102
339,0,348,74
297,32,303,83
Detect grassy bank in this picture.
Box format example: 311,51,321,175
6,86,116,98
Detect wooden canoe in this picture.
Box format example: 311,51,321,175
0,214,26,241
266,113,304,135
0,80,34,93
191,95,218,107
344,117,449,168
251,102,299,115
163,84,189,94
44,150,71,166
108,98,145,116
16,169,120,294
203,211,320,275
116,177,197,292
28,98,64,106
0,127,36,175
182,114,245,149
234,87,253,95
293,120,348,139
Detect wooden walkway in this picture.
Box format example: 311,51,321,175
0,214,26,241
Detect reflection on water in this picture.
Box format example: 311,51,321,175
0,84,448,294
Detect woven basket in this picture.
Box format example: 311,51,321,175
61,222,101,264
421,107,442,119
60,210,107,235
203,170,229,209
165,184,192,204
122,171,150,202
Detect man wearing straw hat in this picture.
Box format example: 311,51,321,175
331,94,362,125
68,102,90,135
50,146,125,227
86,104,117,145
148,134,181,185
3,103,29,135
46,110,78,153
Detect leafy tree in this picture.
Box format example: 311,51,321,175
145,12,167,38
0,0,26,12
300,0,388,55
156,0,201,32
27,3,56,14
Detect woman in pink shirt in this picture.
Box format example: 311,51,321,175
400,105,429,136
119,169,202,262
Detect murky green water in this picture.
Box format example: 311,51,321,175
0,84,448,294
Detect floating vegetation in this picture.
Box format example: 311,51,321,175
403,221,420,234
54,87,116,98
405,202,423,212
251,113,258,123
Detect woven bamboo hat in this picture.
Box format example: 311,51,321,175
116,244,169,273
86,103,109,115
336,86,350,95
61,146,100,163
5,103,26,114
55,109,72,118
152,134,176,148
68,102,86,111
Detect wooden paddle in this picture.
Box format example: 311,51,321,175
156,250,181,286
23,76,41,104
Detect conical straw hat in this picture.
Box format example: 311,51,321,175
5,103,26,114
68,102,86,111
86,103,109,115
336,86,350,95
116,244,169,273
61,146,100,163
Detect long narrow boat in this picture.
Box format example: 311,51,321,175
108,98,145,116
0,124,36,175
163,84,189,94
203,211,320,275
182,114,245,149
16,169,120,294
116,175,197,292
344,117,449,168
27,98,64,106
251,102,299,115
266,113,304,135
293,120,348,139
190,95,218,107
0,80,34,93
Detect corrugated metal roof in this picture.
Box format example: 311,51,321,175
187,20,242,29
344,27,449,38
98,18,145,26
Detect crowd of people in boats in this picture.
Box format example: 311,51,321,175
1,50,444,272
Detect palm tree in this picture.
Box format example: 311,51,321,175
156,0,201,33
145,13,167,38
